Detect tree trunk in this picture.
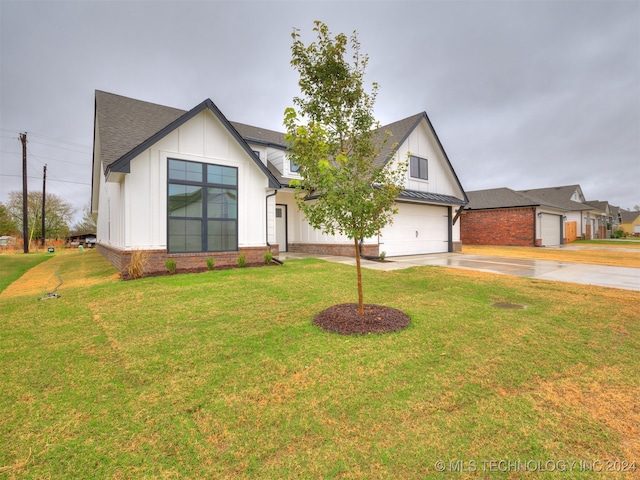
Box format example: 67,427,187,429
354,237,364,316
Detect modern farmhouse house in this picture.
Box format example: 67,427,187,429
91,91,467,275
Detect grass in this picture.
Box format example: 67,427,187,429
462,244,640,268
1,250,639,478
0,252,51,293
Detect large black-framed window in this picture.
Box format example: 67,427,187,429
409,155,428,180
168,159,238,253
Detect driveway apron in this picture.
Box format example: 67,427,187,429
391,253,640,291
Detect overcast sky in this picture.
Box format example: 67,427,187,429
1,0,639,224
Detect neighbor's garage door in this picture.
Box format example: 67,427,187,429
540,213,562,246
379,203,449,256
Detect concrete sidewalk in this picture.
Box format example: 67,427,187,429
278,252,640,292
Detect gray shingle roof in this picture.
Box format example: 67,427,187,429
465,184,612,213
230,122,287,149
620,210,640,222
95,91,185,171
94,91,467,205
465,187,544,210
94,90,279,187
518,185,589,211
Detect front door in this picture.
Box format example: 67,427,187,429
275,204,287,252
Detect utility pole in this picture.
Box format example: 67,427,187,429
42,165,47,247
20,133,28,253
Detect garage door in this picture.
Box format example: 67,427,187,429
379,203,449,256
540,213,562,246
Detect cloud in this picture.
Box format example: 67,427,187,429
1,0,638,218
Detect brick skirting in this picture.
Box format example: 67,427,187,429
287,242,379,258
97,243,279,278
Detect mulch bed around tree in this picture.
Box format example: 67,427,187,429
313,303,410,335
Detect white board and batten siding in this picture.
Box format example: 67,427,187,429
378,118,464,257
105,110,270,250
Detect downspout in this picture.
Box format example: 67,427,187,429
265,190,283,265
359,239,381,260
533,207,538,247
447,206,453,252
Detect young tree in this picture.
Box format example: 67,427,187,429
284,21,407,316
6,191,75,243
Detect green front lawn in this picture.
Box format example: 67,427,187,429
0,252,51,293
1,251,638,478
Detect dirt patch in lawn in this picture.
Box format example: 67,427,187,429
462,245,640,268
313,303,410,335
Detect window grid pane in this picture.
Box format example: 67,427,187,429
169,159,203,182
168,185,203,217
168,159,238,253
410,156,428,180
168,218,202,252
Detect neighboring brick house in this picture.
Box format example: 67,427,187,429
461,184,613,246
519,185,608,240
91,91,468,276
460,188,567,246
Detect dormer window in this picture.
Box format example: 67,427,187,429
410,155,428,180
290,159,300,173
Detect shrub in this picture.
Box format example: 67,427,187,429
379,251,386,261
612,229,625,239
128,249,150,279
237,253,246,268
165,258,177,274
264,250,273,264
206,257,215,271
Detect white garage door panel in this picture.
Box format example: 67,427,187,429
540,213,561,246
380,204,449,256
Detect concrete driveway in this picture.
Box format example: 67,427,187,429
278,252,640,291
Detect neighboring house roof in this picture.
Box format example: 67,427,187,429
620,210,640,223
518,185,591,212
465,187,541,210
586,200,609,212
464,187,565,210
94,91,280,188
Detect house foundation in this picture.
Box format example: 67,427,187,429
97,243,279,278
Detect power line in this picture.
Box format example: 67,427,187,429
1,128,91,151
0,173,90,186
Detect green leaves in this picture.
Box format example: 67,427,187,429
284,21,407,312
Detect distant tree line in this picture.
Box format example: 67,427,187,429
0,191,96,240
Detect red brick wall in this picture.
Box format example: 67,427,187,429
288,242,379,257
97,243,279,278
460,207,536,247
